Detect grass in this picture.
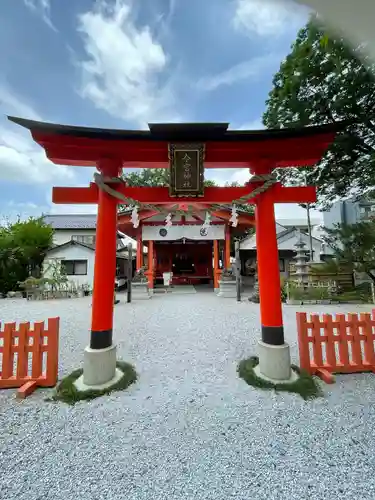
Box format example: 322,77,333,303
47,361,137,405
237,356,323,400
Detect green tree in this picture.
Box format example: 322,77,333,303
122,168,217,187
263,18,375,206
322,221,375,283
119,168,217,213
123,168,169,187
0,217,53,296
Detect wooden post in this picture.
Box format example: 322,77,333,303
90,159,120,350
127,243,132,303
235,240,241,302
136,228,143,270
213,239,219,289
225,224,231,269
148,240,154,289
256,188,284,346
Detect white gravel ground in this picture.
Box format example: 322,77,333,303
1,294,375,500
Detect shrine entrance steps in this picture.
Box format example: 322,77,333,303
154,285,197,295
153,284,215,295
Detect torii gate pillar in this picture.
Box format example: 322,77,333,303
255,188,293,381
81,158,122,388
253,163,297,382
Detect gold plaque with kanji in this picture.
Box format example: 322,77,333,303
168,143,205,197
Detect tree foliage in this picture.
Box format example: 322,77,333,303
0,217,53,296
263,18,375,207
322,221,375,282
122,168,169,187
122,168,217,187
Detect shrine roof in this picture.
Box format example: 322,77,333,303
7,116,346,143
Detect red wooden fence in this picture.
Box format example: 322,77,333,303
0,317,59,398
297,312,375,383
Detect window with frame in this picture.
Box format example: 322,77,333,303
61,260,88,275
71,235,96,246
279,259,285,272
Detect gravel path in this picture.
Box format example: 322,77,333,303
1,295,375,500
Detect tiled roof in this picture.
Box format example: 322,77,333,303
277,217,321,227
47,239,133,258
48,240,95,252
43,214,97,229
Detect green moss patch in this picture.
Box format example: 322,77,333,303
237,356,323,400
47,361,137,405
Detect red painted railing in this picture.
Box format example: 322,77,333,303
0,318,59,398
297,312,375,383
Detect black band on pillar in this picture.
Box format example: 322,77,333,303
90,329,113,349
261,325,284,346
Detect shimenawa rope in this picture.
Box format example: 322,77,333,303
93,171,277,216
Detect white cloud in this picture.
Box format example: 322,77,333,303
196,54,280,91
0,137,75,184
233,0,309,38
156,0,177,36
0,200,49,225
23,0,57,32
77,0,182,127
0,87,75,184
275,203,322,221
205,168,249,186
0,193,98,225
0,86,42,122
48,204,98,215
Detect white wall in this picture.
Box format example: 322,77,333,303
53,229,96,246
44,244,95,288
142,225,225,241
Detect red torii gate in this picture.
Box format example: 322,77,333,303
8,117,343,387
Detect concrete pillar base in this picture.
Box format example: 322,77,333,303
74,367,123,392
81,344,117,386
257,340,297,383
217,280,237,298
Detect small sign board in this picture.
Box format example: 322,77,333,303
168,143,205,197
163,272,172,286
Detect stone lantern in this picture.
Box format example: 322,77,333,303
293,232,309,287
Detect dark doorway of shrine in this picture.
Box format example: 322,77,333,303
155,240,213,287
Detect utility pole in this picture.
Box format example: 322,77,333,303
305,174,314,261
306,203,314,261
127,243,132,303
235,240,241,302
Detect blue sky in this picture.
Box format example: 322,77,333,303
0,0,318,223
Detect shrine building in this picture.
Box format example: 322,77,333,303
118,204,254,291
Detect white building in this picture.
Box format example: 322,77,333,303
239,217,324,280
42,214,137,289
